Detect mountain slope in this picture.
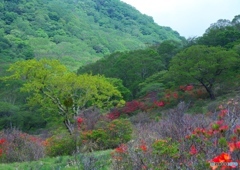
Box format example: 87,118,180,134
0,0,183,70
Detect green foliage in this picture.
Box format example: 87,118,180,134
107,78,132,101
0,102,46,131
0,0,182,69
152,138,179,158
168,45,239,100
81,119,133,150
138,70,168,97
198,19,240,48
157,40,184,67
2,59,123,134
106,119,133,148
45,133,75,157
0,150,112,170
78,48,166,97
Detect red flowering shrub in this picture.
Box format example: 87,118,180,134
106,109,121,120
115,144,128,153
189,145,198,155
154,100,165,107
106,100,146,120
111,143,132,169
122,100,145,114
180,85,194,91
110,98,240,169
76,107,102,130
0,138,6,159
209,153,238,170
0,129,45,163
139,140,148,152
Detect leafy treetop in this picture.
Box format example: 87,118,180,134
168,45,239,100
2,59,124,134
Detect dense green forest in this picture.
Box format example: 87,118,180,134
78,17,240,99
0,0,182,70
0,0,240,168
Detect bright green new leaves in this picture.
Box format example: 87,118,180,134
3,59,123,133
169,45,239,100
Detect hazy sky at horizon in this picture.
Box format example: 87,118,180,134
121,0,240,38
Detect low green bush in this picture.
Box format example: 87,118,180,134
81,119,133,151
45,133,75,157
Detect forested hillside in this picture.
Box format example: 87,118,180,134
0,1,240,168
0,0,182,70
78,16,240,99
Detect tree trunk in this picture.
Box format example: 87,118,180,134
208,89,216,100
64,119,75,135
203,85,215,100
199,81,216,100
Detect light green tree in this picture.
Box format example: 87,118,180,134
168,45,239,100
2,59,124,134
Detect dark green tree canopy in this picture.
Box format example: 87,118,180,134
198,18,240,48
168,45,239,100
78,48,165,98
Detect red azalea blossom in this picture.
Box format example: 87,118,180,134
165,93,171,98
228,141,240,152
219,125,228,132
234,125,240,134
173,92,178,99
210,153,234,170
107,110,121,120
185,85,194,91
189,145,198,155
179,85,194,91
154,100,165,107
231,136,237,142
0,138,6,144
77,117,84,124
216,120,224,125
219,109,228,118
122,100,145,113
211,152,232,162
139,144,147,152
139,141,147,152
115,144,128,153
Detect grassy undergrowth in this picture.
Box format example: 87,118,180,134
0,150,112,170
